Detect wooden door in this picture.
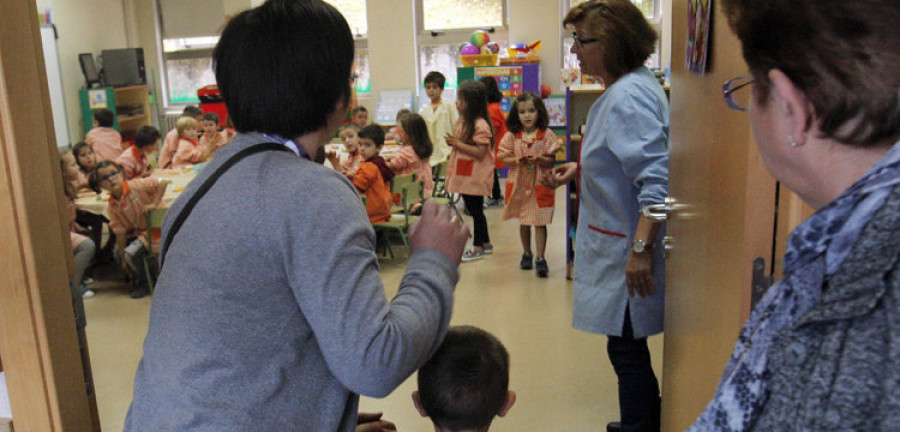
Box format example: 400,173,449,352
0,0,95,430
660,1,779,430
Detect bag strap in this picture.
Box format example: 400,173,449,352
160,142,291,267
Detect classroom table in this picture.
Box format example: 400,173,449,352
74,168,197,217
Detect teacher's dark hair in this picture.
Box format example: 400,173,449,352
213,0,354,138
563,0,657,82
722,0,900,146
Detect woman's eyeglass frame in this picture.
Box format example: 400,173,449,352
722,75,755,112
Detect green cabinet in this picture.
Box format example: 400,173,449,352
79,85,151,141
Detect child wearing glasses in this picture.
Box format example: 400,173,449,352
89,160,169,299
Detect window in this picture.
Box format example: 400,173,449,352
415,0,508,104
561,0,663,88
156,0,224,106
324,0,370,94
161,38,217,105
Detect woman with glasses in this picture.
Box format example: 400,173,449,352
123,1,469,431
544,1,669,431
689,0,900,431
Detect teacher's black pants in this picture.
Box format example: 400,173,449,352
607,306,661,432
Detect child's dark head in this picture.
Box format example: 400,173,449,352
201,112,221,133
73,141,96,171
351,106,369,127
506,92,549,134
424,71,447,90
456,80,489,120
399,113,433,160
134,126,161,150
357,124,384,160
88,160,125,194
93,108,115,128
414,326,515,432
214,0,354,139
477,77,503,104
424,71,447,102
182,105,204,121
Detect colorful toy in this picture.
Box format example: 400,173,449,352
484,41,500,54
470,30,490,47
460,43,481,56
507,40,543,58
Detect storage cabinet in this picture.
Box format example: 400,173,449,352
564,88,604,279
79,84,151,142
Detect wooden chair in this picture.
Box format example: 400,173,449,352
374,179,424,258
142,207,167,293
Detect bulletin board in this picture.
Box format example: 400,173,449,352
375,89,414,125
457,64,541,115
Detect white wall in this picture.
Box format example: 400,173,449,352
36,0,128,145
41,0,671,140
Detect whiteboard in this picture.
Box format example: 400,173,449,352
40,24,70,148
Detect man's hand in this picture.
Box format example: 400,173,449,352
408,200,469,265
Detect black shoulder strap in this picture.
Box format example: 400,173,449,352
159,143,291,267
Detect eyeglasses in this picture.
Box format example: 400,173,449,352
98,170,122,184
571,33,600,48
722,75,755,112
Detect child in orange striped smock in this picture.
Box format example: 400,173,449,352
498,92,559,278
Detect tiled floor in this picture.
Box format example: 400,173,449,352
84,186,663,431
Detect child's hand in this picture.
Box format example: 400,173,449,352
444,133,458,148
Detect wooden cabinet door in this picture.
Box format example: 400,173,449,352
660,1,778,430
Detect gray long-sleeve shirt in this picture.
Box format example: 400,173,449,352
124,132,457,431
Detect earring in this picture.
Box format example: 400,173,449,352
788,134,799,147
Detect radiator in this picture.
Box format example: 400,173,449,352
163,112,182,132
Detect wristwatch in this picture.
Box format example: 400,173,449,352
632,238,651,254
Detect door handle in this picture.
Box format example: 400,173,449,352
643,197,678,222
661,236,673,259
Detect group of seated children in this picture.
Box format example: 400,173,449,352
64,105,232,299
327,110,436,226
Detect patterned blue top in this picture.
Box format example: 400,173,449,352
688,141,900,431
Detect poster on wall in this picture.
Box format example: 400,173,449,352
475,66,524,113
686,0,712,75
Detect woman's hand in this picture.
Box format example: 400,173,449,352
625,251,654,298
356,412,397,432
541,162,577,188
408,199,470,265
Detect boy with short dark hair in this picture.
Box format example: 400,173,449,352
353,124,394,224
351,106,369,127
420,71,458,166
413,325,516,432
116,125,160,179
86,107,123,162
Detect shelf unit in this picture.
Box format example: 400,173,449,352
79,84,152,143
564,87,604,279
